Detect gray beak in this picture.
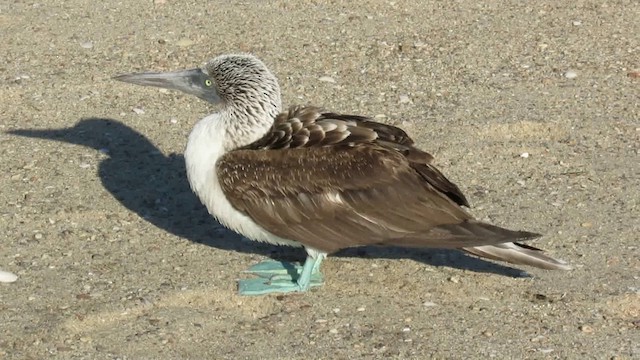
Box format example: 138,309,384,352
114,68,221,104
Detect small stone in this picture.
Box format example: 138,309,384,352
581,222,593,228
572,21,582,26
356,307,366,312
482,330,493,337
170,118,178,124
520,152,530,158
0,270,18,283
329,328,338,334
423,301,437,307
132,107,145,115
530,335,545,342
332,308,340,313
448,276,460,284
318,76,336,83
315,319,327,323
402,327,411,332
564,70,578,79
176,38,195,47
579,325,594,333
399,94,411,104
627,70,640,78
80,41,94,49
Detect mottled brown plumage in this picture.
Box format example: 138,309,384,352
217,106,541,255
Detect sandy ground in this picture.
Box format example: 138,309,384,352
1,1,639,359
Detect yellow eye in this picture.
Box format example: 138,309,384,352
205,79,212,87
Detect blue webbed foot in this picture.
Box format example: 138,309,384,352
238,257,324,296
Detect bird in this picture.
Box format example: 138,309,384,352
114,54,570,295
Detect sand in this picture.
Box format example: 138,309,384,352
1,1,638,359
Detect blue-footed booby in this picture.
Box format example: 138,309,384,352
114,54,570,295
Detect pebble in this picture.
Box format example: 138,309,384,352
579,325,594,333
329,328,338,334
132,107,145,115
332,308,340,313
423,301,437,307
520,152,530,158
0,270,18,283
399,94,411,104
448,276,460,284
80,41,94,49
318,76,336,83
176,39,195,47
356,307,366,312
564,70,578,79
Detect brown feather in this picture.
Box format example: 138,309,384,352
220,144,504,254
218,105,569,269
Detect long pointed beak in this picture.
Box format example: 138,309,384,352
113,68,221,104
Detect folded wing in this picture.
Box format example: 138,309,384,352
218,143,537,254
217,106,570,270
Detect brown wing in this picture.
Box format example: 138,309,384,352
243,105,469,206
217,144,539,254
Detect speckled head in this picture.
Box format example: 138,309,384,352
204,54,281,114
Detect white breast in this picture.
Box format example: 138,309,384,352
184,114,301,247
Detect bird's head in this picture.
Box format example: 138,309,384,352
114,54,282,117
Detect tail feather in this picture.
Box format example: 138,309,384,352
463,242,571,270
394,220,571,270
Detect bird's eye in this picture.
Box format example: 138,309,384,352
205,79,212,87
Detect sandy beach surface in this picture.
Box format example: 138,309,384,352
1,1,638,359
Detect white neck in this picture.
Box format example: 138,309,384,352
220,107,275,151
183,112,300,248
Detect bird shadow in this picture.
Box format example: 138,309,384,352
8,118,527,278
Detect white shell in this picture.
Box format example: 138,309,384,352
0,270,18,283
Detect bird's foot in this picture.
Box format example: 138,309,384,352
238,259,324,296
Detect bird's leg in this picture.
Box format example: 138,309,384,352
238,255,324,295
